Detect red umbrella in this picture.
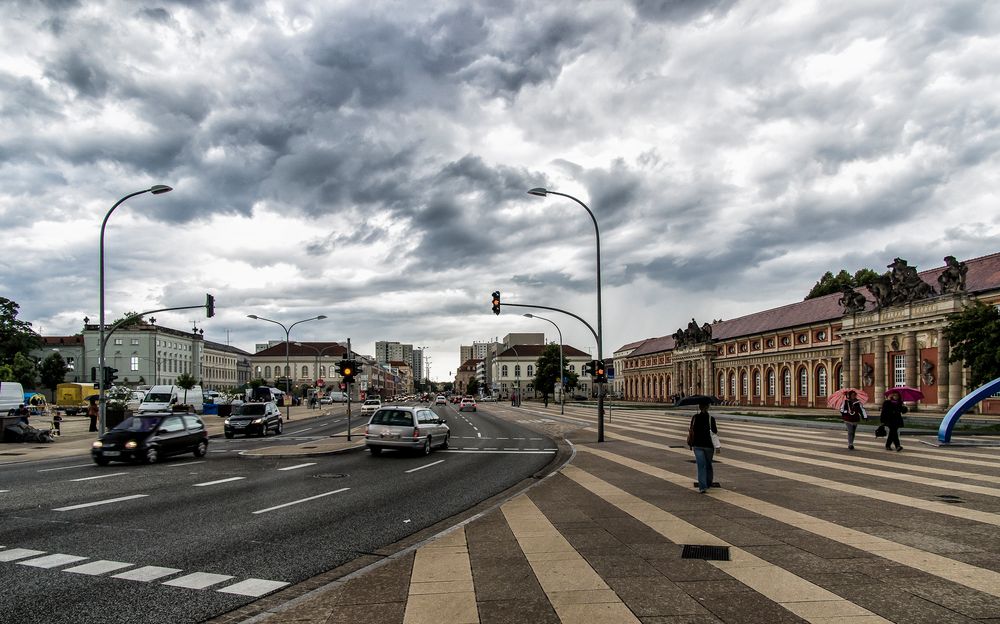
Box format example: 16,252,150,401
886,386,924,402
827,387,869,409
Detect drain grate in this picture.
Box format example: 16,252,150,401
934,494,965,504
681,545,731,561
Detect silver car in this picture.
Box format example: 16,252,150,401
365,406,449,456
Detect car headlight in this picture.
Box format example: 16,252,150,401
252,418,263,424
124,440,138,450
92,441,103,448
224,419,230,425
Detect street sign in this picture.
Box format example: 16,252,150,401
316,379,325,387
607,366,615,380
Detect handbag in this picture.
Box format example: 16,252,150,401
875,424,887,438
710,431,721,449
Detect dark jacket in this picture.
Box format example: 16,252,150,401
840,399,864,423
689,412,718,448
879,399,907,428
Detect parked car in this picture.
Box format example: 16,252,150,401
365,406,449,455
459,397,477,412
479,395,496,402
360,398,382,417
434,395,447,405
224,401,283,438
91,412,208,465
320,391,348,404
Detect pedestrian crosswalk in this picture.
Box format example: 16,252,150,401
0,546,288,598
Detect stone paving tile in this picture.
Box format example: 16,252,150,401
324,602,406,624
694,589,807,624
947,551,1000,573
838,586,979,624
741,544,857,575
559,527,631,551
582,553,663,578
605,576,710,618
477,598,561,624
646,557,732,582
898,577,1000,619
637,615,724,624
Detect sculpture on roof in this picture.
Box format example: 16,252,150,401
866,258,936,309
937,255,968,294
673,319,713,348
838,285,868,314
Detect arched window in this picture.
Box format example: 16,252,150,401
502,365,509,377
514,365,521,378
284,365,290,377
569,364,576,373
729,373,736,398
527,365,534,377
783,369,791,396
817,366,828,396
718,373,725,395
255,366,262,377
741,372,749,397
320,365,326,377
799,367,808,397
836,365,843,391
302,365,309,378
767,370,775,396
754,371,761,396
264,366,272,378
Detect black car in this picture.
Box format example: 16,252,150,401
224,401,283,438
92,412,208,465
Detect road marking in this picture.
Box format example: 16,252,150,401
53,494,149,512
193,477,246,487
218,578,290,597
64,560,135,575
476,433,481,438
440,449,556,454
292,427,314,434
0,548,46,562
277,463,317,471
163,571,234,589
113,565,182,582
496,437,509,440
70,472,127,482
405,460,444,473
252,488,350,514
38,463,93,472
513,437,525,440
167,461,205,468
0,490,8,493
19,553,88,569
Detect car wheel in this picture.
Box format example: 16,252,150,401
440,434,449,449
276,420,283,434
193,441,207,458
261,425,269,437
224,432,233,439
421,437,432,456
94,456,110,466
369,446,382,456
145,447,159,464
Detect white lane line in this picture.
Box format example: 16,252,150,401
441,449,556,454
405,460,445,474
70,472,127,482
473,427,479,431
113,566,182,582
163,571,234,590
193,477,246,487
218,578,290,597
0,490,9,493
277,463,317,471
477,433,482,438
167,461,206,468
38,463,94,473
53,494,149,512
496,437,509,440
252,488,350,515
19,554,88,569
513,437,525,440
64,560,135,575
0,549,46,562
290,427,314,434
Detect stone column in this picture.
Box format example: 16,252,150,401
938,331,950,409
842,339,853,389
949,359,965,411
904,331,918,409
705,356,714,396
873,336,885,400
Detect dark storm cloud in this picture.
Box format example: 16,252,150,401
0,73,62,121
136,7,172,24
630,0,737,22
45,50,112,98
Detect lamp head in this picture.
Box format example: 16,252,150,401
317,315,328,320
523,313,533,318
150,185,173,195
527,187,548,197
247,314,259,319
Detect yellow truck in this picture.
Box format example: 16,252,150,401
56,382,100,415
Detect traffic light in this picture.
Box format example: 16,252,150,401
341,360,358,384
91,367,98,383
103,367,119,386
205,293,215,318
491,291,501,315
582,360,596,377
594,360,607,383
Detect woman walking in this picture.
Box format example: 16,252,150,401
840,390,866,450
688,399,719,493
880,390,907,451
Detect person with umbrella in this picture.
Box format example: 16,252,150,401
880,390,908,451
86,396,99,432
839,389,867,450
683,396,720,493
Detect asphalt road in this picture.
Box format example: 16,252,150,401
0,402,556,624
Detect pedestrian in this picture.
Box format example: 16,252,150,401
52,412,63,436
687,399,719,493
839,390,866,450
16,404,29,425
544,394,549,408
87,398,99,432
880,390,907,451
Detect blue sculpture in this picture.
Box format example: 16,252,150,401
938,376,1000,443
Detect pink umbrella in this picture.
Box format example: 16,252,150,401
886,386,924,402
827,387,869,409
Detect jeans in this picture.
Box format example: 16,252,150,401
693,446,715,491
844,422,858,447
886,427,902,450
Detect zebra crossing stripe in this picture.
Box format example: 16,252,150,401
112,566,182,582
163,572,234,590
18,554,88,569
64,560,135,575
218,578,290,597
0,549,45,562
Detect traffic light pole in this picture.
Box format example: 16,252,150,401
346,338,352,441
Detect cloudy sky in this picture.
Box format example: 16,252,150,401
2,0,999,379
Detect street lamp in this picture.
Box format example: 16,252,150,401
247,314,327,421
524,313,565,415
527,187,606,441
98,184,172,435
293,341,343,394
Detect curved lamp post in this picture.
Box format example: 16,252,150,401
247,314,327,421
527,187,605,441
98,184,173,435
524,313,565,415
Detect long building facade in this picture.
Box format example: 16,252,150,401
618,253,998,412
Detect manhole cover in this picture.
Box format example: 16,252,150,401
934,494,964,504
681,545,731,561
300,446,318,449
314,473,348,479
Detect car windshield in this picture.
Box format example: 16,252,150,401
236,404,266,416
112,416,163,432
364,400,380,405
370,409,414,426
144,393,172,402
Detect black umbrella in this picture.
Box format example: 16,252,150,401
673,395,720,407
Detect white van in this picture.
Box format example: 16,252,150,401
0,381,25,414
321,391,348,404
138,384,204,413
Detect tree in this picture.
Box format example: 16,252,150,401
532,344,574,401
10,352,36,388
175,372,197,406
942,301,1000,389
805,268,880,300
466,378,479,396
0,297,40,365
39,352,69,395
